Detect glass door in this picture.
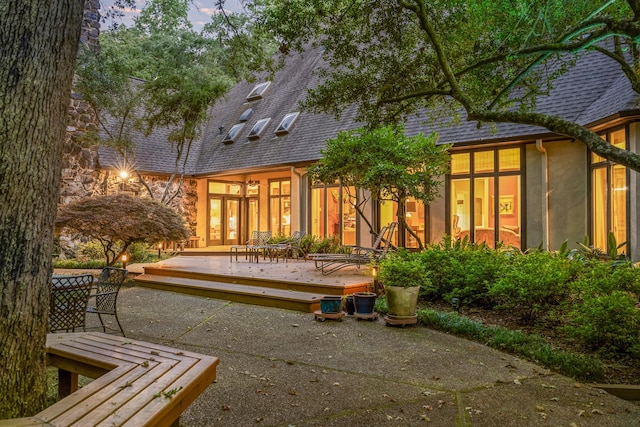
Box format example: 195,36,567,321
208,196,241,245
209,198,222,245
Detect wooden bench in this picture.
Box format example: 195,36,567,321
0,332,219,427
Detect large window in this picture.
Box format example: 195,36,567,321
449,147,522,249
379,198,426,248
591,129,628,254
310,184,357,245
269,179,291,236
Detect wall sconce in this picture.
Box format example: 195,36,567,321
121,254,128,269
451,297,460,313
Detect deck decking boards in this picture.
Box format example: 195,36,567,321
134,256,374,312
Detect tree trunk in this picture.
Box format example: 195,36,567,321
0,0,84,418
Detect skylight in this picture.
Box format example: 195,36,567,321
221,123,245,144
246,81,271,101
247,118,271,141
239,108,254,122
274,112,300,135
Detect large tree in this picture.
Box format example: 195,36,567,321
0,0,85,417
76,0,235,204
229,0,640,171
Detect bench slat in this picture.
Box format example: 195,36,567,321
72,359,196,426
119,361,218,427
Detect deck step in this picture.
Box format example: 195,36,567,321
135,274,327,312
141,266,370,295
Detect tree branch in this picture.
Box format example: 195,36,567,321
468,109,640,172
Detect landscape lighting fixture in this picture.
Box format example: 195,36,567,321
451,297,460,313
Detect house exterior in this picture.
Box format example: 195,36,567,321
97,45,640,260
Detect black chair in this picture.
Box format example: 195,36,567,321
50,274,94,333
86,267,128,336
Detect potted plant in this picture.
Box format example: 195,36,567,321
320,295,342,314
378,251,431,319
343,294,355,315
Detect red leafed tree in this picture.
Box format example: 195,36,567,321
56,194,190,265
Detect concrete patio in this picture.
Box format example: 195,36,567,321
74,256,640,426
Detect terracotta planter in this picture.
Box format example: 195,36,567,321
385,286,420,317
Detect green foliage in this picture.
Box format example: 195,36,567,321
238,0,640,171
75,0,249,202
52,259,108,269
308,235,345,254
417,239,508,306
488,250,575,323
299,234,316,256
566,291,640,358
308,124,449,248
564,262,640,357
417,309,604,381
77,240,111,262
374,295,388,315
379,250,433,290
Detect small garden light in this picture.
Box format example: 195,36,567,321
157,242,163,257
371,265,380,293
121,254,128,269
451,297,460,313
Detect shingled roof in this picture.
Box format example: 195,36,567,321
99,44,640,176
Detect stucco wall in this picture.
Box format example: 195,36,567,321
546,139,588,250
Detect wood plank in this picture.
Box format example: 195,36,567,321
79,359,197,426
100,358,218,427
0,417,52,426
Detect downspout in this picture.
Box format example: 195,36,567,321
535,139,550,251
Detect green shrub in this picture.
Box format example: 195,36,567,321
299,234,316,256
374,295,388,314
417,308,604,381
77,240,108,262
418,240,507,307
52,259,107,269
309,235,345,254
488,250,573,323
379,250,433,290
566,290,640,357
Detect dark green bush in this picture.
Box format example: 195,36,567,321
488,250,574,323
309,235,345,254
565,262,640,357
52,259,107,269
418,239,507,306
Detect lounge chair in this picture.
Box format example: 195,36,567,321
309,222,397,275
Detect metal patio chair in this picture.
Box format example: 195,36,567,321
50,274,94,333
86,267,128,336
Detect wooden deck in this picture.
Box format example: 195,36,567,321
134,255,376,312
